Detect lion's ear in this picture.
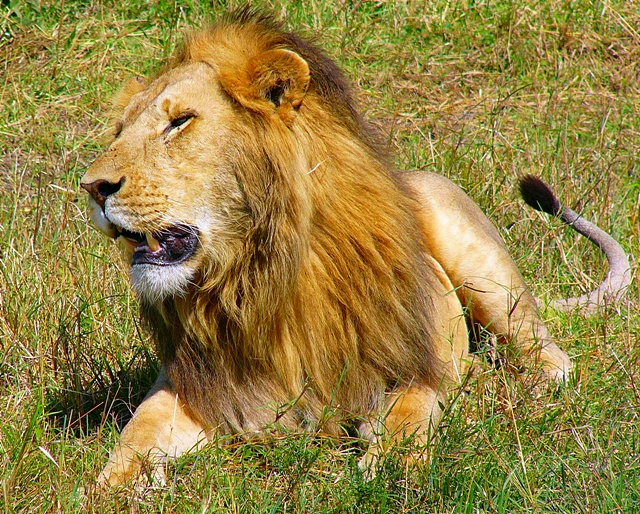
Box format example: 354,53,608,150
112,76,149,113
220,49,310,123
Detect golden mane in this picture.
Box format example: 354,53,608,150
139,10,442,435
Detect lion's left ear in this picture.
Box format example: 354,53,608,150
220,49,310,123
112,76,149,113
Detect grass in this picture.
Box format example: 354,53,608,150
1,0,639,512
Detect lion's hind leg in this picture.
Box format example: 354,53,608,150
406,171,572,381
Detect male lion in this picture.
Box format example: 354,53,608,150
81,10,629,487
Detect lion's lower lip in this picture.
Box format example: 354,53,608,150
115,224,199,266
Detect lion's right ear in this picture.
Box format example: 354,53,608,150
219,49,310,124
111,76,149,113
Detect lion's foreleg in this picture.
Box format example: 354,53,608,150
98,367,207,488
359,384,446,473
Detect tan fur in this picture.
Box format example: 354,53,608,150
81,11,570,487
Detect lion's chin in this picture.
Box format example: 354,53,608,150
130,263,196,304
94,215,202,303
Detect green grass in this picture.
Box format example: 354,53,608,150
1,0,639,512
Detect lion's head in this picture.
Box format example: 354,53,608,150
81,10,440,433
81,12,368,306
82,40,308,303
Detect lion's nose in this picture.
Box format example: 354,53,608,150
80,177,124,208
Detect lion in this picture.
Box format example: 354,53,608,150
80,9,630,487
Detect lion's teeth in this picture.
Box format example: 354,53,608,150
146,233,161,252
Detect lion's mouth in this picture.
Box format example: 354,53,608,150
114,224,199,266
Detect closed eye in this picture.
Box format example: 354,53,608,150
171,114,193,128
164,112,196,137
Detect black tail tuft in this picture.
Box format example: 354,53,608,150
519,175,561,216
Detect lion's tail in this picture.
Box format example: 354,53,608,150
519,174,631,313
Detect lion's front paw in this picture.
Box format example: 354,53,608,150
358,444,381,481
97,446,167,489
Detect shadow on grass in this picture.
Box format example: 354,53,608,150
45,334,160,437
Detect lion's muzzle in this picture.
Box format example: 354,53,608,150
81,178,200,267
